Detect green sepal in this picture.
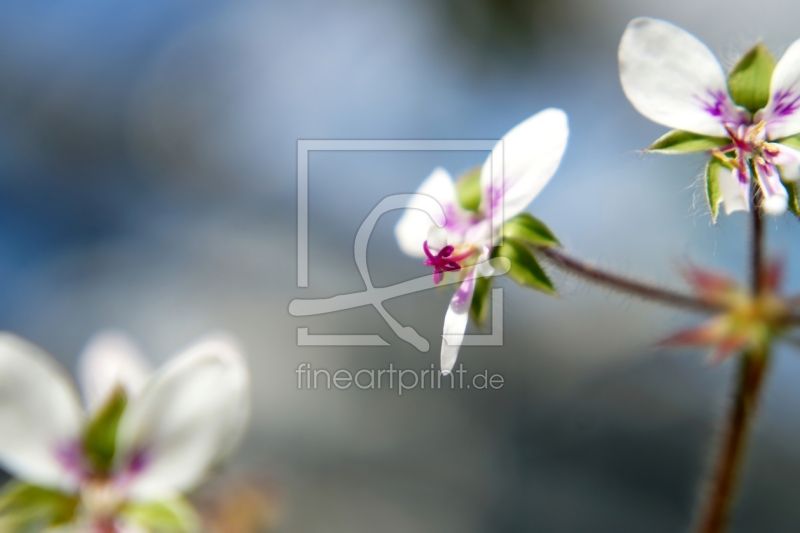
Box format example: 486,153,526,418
777,134,800,151
502,213,560,248
123,498,200,533
705,157,729,223
83,386,127,474
727,42,776,113
0,482,78,532
470,276,492,324
455,165,482,213
784,179,800,218
492,239,555,294
646,130,730,154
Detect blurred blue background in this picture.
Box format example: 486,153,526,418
3,0,800,531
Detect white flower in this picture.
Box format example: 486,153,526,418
619,17,800,215
395,109,569,374
0,330,250,532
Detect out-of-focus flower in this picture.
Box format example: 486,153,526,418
659,263,790,361
197,477,279,533
619,17,800,218
0,330,250,532
395,109,568,373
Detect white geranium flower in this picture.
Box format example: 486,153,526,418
395,109,569,374
0,330,250,532
620,17,800,216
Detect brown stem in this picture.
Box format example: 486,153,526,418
695,348,769,533
536,246,722,314
695,183,770,533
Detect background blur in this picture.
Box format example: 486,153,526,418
3,0,800,531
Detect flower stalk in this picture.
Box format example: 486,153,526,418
696,185,771,533
536,246,724,314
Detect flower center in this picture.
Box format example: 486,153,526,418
422,240,474,284
80,480,126,528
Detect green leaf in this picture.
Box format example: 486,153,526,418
785,179,800,218
777,133,800,150
124,498,200,533
502,213,560,247
83,387,127,474
705,157,728,223
646,130,730,154
470,276,492,324
455,165,482,213
728,42,776,112
492,239,555,294
0,482,77,532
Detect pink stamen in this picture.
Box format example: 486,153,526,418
423,240,467,284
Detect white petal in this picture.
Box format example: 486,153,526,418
755,162,789,215
116,333,250,501
763,38,800,139
78,330,151,413
0,333,84,491
479,108,568,227
619,18,741,137
395,167,457,258
765,142,800,166
717,166,750,214
440,272,476,375
476,247,495,277
426,225,448,252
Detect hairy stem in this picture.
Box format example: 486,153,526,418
695,347,769,533
695,186,770,533
536,246,721,314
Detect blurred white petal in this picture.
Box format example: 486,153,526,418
479,108,568,225
619,18,737,137
395,167,457,258
78,330,151,412
766,142,800,166
426,225,448,252
440,273,476,375
755,163,788,215
0,333,84,491
763,38,800,139
717,166,750,214
116,333,250,501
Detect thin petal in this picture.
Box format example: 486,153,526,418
619,18,742,136
764,142,800,166
763,38,800,139
717,165,750,214
116,333,250,501
395,168,457,258
78,330,151,413
754,162,788,215
479,108,568,226
440,271,477,375
0,333,84,491
476,246,495,277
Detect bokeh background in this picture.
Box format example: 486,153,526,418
3,0,800,531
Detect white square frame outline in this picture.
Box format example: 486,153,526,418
296,139,505,347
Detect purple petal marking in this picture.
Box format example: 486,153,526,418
55,441,88,480
127,448,149,475
451,275,476,312
695,90,748,126
772,89,800,118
